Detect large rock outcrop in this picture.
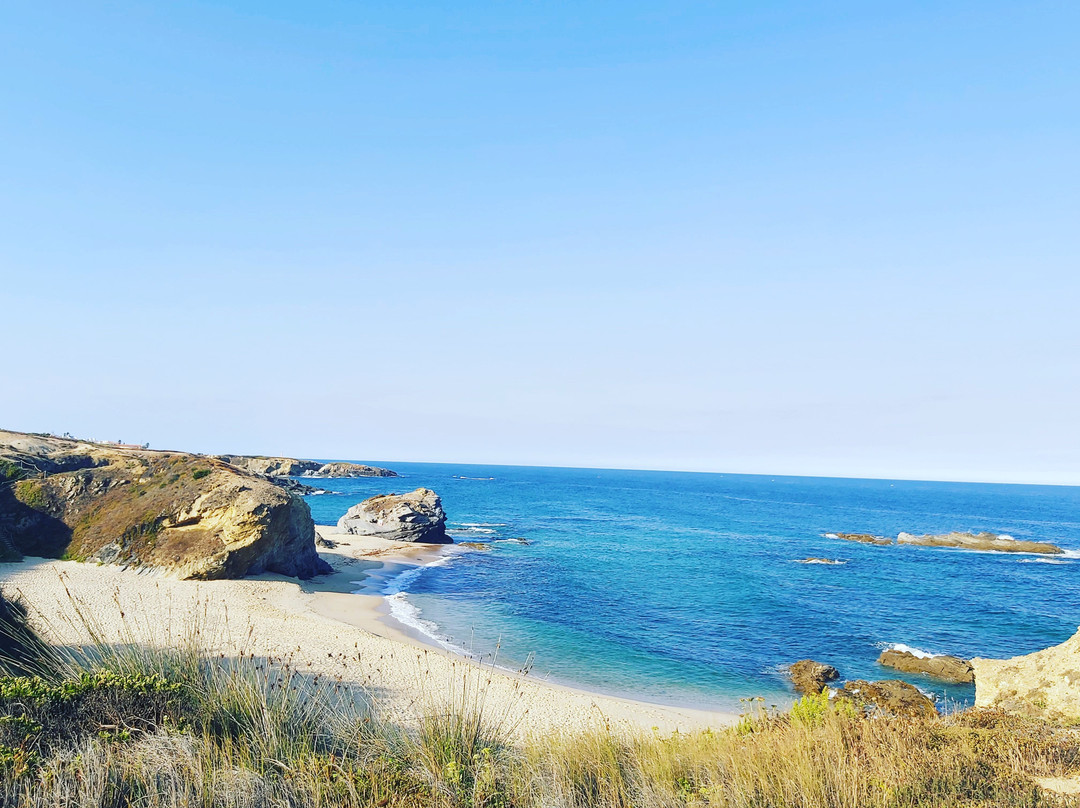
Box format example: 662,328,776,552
897,532,1062,555
972,629,1080,723
0,430,330,580
878,648,975,684
337,488,450,543
826,530,1063,554
216,455,397,478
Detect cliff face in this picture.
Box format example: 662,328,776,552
973,629,1080,723
216,455,397,478
0,430,330,580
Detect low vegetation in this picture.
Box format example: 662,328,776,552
0,592,1076,807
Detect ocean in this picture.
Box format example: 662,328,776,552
304,464,1080,712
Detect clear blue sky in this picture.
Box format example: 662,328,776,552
2,1,1078,484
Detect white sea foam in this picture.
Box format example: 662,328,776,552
450,527,497,534
384,593,463,653
1018,558,1073,565
884,643,940,659
795,558,848,565
379,552,472,654
456,523,508,528
824,533,840,539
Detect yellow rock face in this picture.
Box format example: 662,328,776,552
972,629,1080,723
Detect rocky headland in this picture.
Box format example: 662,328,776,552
216,455,397,479
826,530,1063,554
0,430,330,579
973,628,1080,723
338,488,450,543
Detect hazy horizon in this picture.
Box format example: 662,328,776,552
3,2,1078,486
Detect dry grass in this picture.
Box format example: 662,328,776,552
0,591,1078,807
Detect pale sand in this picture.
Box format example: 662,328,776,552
0,526,737,739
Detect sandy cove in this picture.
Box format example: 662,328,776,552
0,525,737,739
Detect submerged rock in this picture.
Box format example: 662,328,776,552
878,648,974,684
972,628,1080,722
836,679,938,718
337,488,450,543
789,660,840,695
897,531,1062,555
0,429,331,580
795,557,846,565
828,533,893,546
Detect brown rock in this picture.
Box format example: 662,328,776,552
897,531,1062,555
878,649,974,683
788,660,840,695
828,533,893,546
837,679,938,718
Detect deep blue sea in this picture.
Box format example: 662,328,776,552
304,464,1080,712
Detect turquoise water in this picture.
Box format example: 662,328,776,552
304,465,1080,712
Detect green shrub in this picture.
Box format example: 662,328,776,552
0,461,25,483
12,481,47,512
191,469,211,480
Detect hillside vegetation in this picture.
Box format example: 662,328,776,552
0,591,1076,808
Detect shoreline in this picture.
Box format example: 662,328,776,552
0,527,740,738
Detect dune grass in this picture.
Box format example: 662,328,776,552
0,590,1077,807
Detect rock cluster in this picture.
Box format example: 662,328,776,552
973,628,1080,723
877,648,974,683
338,488,450,543
0,429,331,580
787,659,939,717
217,456,397,479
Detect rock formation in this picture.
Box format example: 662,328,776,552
0,430,331,580
216,456,397,478
877,648,974,683
897,531,1062,555
972,628,1080,723
788,660,840,694
827,533,893,546
337,488,450,543
836,679,938,718
826,530,1063,555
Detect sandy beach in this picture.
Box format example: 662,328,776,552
0,526,737,739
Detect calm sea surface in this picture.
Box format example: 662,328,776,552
304,465,1080,712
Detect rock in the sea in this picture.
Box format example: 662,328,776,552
308,461,397,478
972,628,1080,723
337,488,450,543
897,531,1062,555
789,660,840,695
0,429,331,580
836,679,938,718
878,648,974,684
827,533,893,546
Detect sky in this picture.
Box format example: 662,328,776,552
2,1,1078,484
